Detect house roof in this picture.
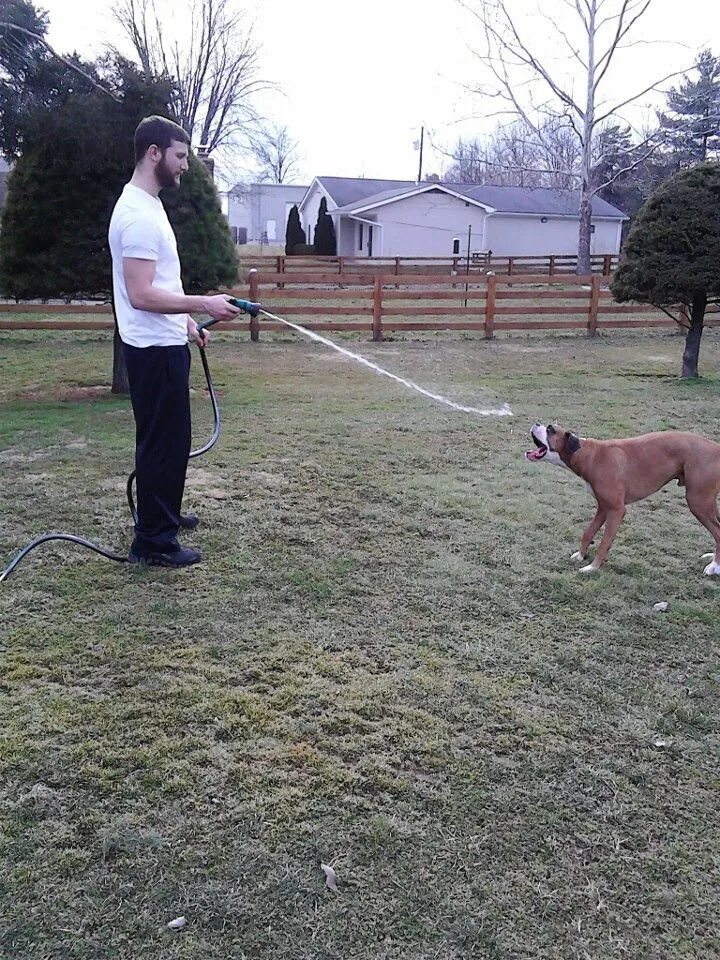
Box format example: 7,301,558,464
329,182,494,216
310,176,627,220
457,183,625,218
314,176,415,208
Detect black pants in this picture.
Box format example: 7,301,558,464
123,343,191,553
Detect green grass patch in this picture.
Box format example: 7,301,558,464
1,327,720,959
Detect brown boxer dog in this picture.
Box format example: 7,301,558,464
526,422,720,575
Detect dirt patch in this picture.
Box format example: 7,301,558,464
247,470,285,490
185,466,231,499
17,385,112,403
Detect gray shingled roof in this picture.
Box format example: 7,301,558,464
316,177,415,208
329,184,443,214
457,183,625,218
316,176,626,219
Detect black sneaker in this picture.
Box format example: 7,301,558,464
179,513,200,530
128,546,202,568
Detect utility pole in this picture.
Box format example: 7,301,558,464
416,126,424,183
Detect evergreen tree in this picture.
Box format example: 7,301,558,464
284,203,305,254
0,7,239,389
593,123,674,227
0,59,129,300
658,49,720,169
313,195,337,256
612,162,720,378
0,0,51,157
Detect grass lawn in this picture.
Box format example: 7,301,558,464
1,326,719,960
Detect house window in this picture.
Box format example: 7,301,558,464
359,223,363,251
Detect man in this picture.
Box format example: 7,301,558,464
109,115,240,568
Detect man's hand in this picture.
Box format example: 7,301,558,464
203,295,242,322
187,316,209,347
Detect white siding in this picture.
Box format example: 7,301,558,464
300,181,336,246
371,190,488,256
223,193,250,232
336,217,355,256
484,215,621,256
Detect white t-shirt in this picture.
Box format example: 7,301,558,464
108,183,187,347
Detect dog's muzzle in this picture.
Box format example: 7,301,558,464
525,422,549,461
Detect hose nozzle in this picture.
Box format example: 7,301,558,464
229,297,261,317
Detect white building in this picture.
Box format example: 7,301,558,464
298,177,627,257
221,182,309,245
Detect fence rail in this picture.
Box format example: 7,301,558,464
241,253,620,278
0,269,706,340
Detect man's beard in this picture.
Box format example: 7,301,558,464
156,155,181,191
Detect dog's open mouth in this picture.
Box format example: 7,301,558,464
525,434,548,461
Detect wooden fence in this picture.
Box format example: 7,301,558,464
0,269,704,340
241,253,619,278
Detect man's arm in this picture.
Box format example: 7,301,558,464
123,258,240,321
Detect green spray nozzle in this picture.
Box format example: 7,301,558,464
229,298,261,317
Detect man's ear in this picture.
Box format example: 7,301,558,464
565,431,581,455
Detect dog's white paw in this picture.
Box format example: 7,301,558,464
570,551,587,562
703,560,720,576
701,552,715,561
579,563,600,575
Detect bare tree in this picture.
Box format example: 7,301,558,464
114,0,266,151
536,117,582,189
249,124,300,183
463,0,692,272
443,117,581,187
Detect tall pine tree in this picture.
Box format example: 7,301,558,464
285,203,306,254
313,195,337,256
658,49,720,169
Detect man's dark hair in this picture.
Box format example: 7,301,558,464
134,116,190,166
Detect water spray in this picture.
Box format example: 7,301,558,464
200,302,513,419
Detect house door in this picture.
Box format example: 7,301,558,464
368,225,373,257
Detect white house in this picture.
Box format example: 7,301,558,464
221,181,308,245
298,177,627,257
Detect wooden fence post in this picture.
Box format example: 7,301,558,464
549,255,556,276
485,272,496,340
249,269,260,341
507,257,514,276
587,274,600,337
372,274,383,341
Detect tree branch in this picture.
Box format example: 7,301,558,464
0,21,121,101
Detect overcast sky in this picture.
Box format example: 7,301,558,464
37,0,720,185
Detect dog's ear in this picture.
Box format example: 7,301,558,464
565,431,581,455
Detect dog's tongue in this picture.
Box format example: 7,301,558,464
526,448,545,460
